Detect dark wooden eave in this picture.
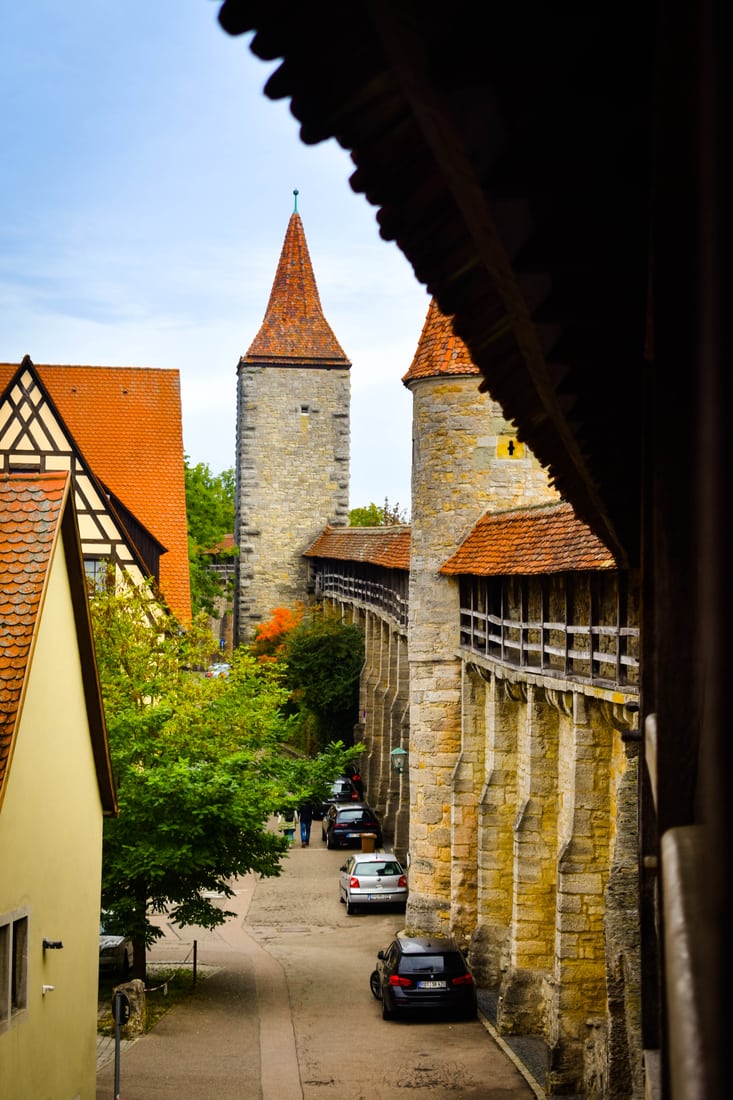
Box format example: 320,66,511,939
218,1,654,568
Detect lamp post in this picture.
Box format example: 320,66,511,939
390,746,408,775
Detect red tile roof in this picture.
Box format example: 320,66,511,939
243,210,351,367
0,471,115,813
402,297,481,384
0,361,191,622
304,526,411,570
440,501,616,576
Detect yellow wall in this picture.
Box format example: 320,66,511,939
0,537,104,1099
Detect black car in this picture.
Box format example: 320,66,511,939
321,802,383,849
316,775,360,818
369,935,477,1020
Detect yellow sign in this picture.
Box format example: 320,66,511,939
497,436,525,459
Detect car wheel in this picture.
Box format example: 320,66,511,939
326,830,335,850
339,890,345,904
382,1000,394,1021
369,970,382,1000
345,898,356,915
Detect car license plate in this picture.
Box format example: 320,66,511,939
418,980,446,989
347,832,360,839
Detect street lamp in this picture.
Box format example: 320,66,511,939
390,746,408,774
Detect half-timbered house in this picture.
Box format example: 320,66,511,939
0,357,190,622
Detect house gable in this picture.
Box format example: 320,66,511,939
0,362,158,597
0,358,191,622
0,471,115,811
0,470,115,1097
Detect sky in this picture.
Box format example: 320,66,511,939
0,1,431,516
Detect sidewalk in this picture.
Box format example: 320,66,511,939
95,875,301,1099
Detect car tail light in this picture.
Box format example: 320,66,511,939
389,974,412,988
349,876,360,888
451,973,474,986
398,875,407,887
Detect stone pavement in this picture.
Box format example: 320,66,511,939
96,860,549,1100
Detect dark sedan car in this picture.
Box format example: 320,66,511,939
322,802,383,849
315,775,360,818
369,935,477,1020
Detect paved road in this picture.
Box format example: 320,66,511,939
97,839,540,1099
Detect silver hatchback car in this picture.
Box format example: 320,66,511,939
338,852,408,914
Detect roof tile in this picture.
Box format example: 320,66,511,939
402,297,480,384
244,211,351,367
304,526,411,570
440,501,616,575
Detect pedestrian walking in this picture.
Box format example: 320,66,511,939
298,802,314,847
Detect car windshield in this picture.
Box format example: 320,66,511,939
400,953,465,975
338,809,373,823
354,861,401,876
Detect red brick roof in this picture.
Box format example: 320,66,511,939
304,526,410,570
402,297,480,384
0,471,115,811
440,501,616,575
0,361,191,622
243,210,351,367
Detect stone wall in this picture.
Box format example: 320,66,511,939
321,554,642,1099
235,363,350,642
405,373,559,934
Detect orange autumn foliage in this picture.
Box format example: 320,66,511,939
251,603,304,660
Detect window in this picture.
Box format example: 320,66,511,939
84,556,113,592
0,909,29,1033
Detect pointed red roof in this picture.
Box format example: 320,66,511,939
243,209,350,367
402,297,480,384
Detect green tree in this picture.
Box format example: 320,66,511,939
349,497,408,526
281,607,365,753
91,582,361,980
184,458,237,617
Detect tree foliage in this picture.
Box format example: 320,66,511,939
184,458,237,617
91,582,361,979
349,497,409,526
250,603,304,661
280,607,364,753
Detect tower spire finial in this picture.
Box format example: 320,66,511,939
293,188,299,213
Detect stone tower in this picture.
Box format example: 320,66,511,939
402,297,559,933
234,194,351,644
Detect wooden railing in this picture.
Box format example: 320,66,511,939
310,563,409,629
458,574,639,693
309,561,639,695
